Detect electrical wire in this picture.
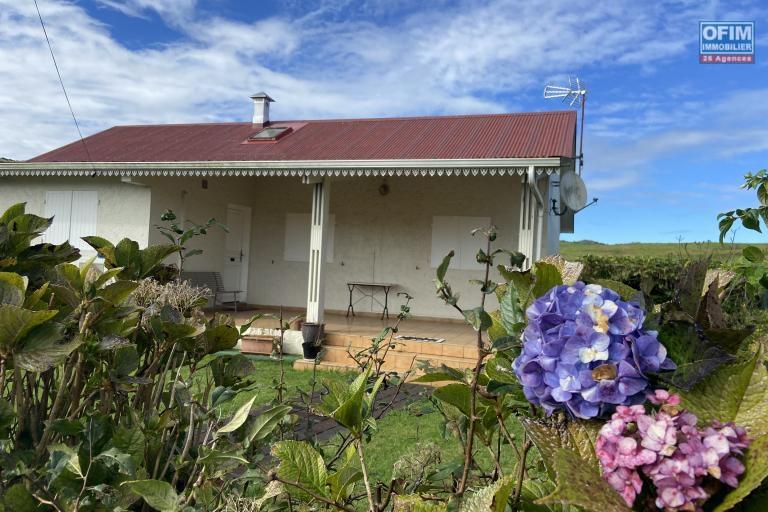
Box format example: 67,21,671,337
33,0,95,168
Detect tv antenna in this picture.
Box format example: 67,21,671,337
544,76,587,174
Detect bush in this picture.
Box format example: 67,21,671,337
576,254,686,303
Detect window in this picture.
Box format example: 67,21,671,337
43,191,98,253
248,126,292,140
283,213,335,262
431,216,491,270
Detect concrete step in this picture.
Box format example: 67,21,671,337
292,342,477,373
324,333,479,359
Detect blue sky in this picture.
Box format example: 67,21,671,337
0,0,766,243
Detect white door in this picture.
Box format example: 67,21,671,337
223,204,251,303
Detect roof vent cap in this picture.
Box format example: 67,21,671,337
250,92,274,125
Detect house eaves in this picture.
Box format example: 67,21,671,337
0,157,569,177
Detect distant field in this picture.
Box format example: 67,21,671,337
559,240,768,260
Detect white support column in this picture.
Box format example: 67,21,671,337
305,178,331,324
518,173,535,269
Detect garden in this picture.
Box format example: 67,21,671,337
1,170,768,512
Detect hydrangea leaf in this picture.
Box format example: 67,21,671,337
499,284,525,338
532,262,563,299
0,272,27,306
536,449,630,512
271,440,329,500
658,320,735,390
519,479,576,512
714,434,768,511
459,475,515,512
521,417,601,480
122,479,180,512
677,347,768,439
590,279,644,308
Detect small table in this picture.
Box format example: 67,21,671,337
346,282,396,320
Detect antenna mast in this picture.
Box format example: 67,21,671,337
544,76,587,174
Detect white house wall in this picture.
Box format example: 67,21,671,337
0,177,152,250
144,175,524,319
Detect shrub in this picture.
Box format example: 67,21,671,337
576,254,685,303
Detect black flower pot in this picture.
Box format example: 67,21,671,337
301,322,324,359
301,342,322,360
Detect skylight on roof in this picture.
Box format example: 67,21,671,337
249,126,292,141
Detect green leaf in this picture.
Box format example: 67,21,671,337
485,355,519,384
317,369,369,433
521,417,601,480
111,424,145,466
0,272,27,306
677,348,768,439
202,324,240,353
0,203,26,224
246,404,292,445
432,383,473,417
48,443,83,478
15,322,77,372
217,395,256,436
436,251,454,282
714,434,768,511
532,262,562,299
590,279,644,307
98,280,139,304
197,448,249,467
96,447,136,476
459,475,514,512
122,479,180,512
499,285,525,337
0,305,57,350
139,245,180,277
412,372,463,383
327,445,363,502
463,307,492,332
536,449,630,512
743,245,765,263
272,440,329,500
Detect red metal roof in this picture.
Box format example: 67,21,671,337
28,110,576,163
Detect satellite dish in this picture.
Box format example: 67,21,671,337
560,171,588,211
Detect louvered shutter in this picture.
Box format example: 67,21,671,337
70,191,98,251
43,191,72,245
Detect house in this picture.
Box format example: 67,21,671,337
0,93,577,324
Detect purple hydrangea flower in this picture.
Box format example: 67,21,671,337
512,282,675,418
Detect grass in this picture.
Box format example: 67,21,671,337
207,357,533,488
560,240,768,259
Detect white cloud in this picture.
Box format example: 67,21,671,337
95,0,196,25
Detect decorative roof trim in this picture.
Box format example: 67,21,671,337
0,157,565,177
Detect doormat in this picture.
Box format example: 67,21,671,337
394,335,445,343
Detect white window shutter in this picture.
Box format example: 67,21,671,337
69,191,98,252
43,191,72,245
283,213,334,262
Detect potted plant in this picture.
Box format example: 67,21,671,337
300,322,324,359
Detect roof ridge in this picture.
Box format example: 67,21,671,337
111,110,574,128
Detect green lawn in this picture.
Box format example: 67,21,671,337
204,357,531,486
560,240,768,260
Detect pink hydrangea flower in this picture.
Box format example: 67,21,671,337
596,390,750,510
